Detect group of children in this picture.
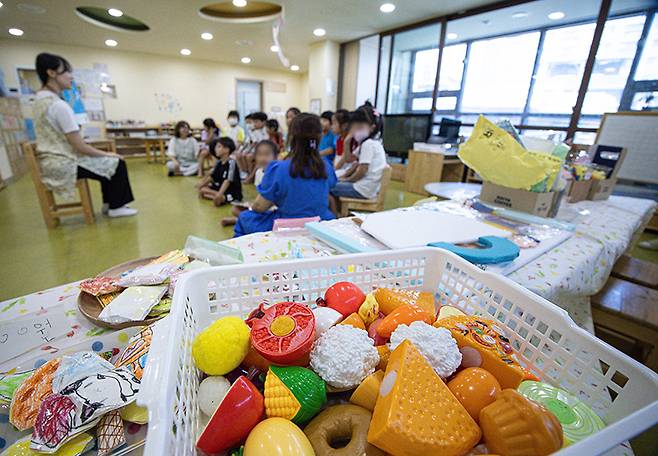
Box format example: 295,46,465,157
165,102,387,237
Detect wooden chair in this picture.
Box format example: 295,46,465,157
22,142,94,228
592,276,658,372
339,166,392,218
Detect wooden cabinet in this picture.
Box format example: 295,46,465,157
404,149,465,194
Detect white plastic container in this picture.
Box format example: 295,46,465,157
139,248,658,456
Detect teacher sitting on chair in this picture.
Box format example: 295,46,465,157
33,52,137,217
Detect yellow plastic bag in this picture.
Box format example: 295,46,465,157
458,116,553,190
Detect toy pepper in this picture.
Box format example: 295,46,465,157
250,302,315,364
264,365,327,424
196,376,264,454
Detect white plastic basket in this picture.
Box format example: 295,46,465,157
139,248,658,456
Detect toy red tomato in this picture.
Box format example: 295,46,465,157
196,376,264,454
251,302,315,364
324,282,366,317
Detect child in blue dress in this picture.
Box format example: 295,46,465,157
234,113,337,237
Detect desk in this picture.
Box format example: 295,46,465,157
425,182,482,201
88,138,117,153
405,149,464,194
144,136,170,163
0,197,654,453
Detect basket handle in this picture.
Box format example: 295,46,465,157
137,315,171,408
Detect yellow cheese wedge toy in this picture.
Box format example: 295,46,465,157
368,340,481,456
350,370,384,411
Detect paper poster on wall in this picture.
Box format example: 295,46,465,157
154,93,182,114
62,81,88,125
310,98,321,115
325,78,336,97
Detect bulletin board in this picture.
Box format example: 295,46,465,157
595,112,658,184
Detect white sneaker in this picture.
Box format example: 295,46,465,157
107,206,138,218
102,203,109,215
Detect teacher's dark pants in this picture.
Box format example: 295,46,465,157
77,160,134,209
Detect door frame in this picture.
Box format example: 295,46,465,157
235,78,264,115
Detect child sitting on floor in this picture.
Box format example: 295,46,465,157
234,113,336,237
197,137,242,206
221,110,245,147
318,110,336,164
266,119,284,151
221,139,278,227
167,120,200,176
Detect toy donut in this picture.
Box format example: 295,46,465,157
304,404,385,456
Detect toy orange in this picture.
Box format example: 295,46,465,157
251,302,315,364
479,389,563,455
447,367,501,421
9,358,60,430
374,288,435,315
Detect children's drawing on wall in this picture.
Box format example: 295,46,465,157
154,93,182,114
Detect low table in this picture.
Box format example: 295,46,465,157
424,182,482,200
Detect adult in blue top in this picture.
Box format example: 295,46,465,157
234,113,337,237
318,110,336,166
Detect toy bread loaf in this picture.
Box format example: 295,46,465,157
368,340,481,456
479,389,563,455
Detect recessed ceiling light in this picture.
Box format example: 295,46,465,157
270,45,280,52
512,11,528,18
290,64,300,71
0,3,4,8
107,8,123,17
380,3,395,13
180,48,191,56
201,32,213,40
447,32,458,40
105,39,118,47
313,28,326,37
241,56,252,64
8,28,24,36
548,11,565,20
232,0,247,7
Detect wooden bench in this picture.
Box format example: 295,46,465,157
592,276,658,371
611,255,658,289
23,142,95,228
339,166,392,218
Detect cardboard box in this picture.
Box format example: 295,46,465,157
588,177,617,201
567,180,593,203
479,181,558,217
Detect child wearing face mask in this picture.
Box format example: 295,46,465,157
329,102,387,215
221,110,245,147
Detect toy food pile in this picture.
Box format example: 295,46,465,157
191,282,609,455
3,324,155,454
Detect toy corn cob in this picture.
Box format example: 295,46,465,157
264,365,326,425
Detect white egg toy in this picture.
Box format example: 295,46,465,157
198,376,231,416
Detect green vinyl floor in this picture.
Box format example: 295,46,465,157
0,158,424,301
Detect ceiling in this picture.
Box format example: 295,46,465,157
0,0,497,72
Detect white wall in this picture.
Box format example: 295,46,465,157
0,40,306,127
308,40,340,113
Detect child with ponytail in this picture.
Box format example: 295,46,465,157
234,113,337,236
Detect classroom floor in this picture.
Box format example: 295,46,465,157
0,158,424,301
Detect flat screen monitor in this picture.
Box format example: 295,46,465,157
382,114,431,155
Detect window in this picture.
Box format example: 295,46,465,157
435,96,457,110
635,12,658,80
580,14,646,123
530,24,596,114
376,35,392,112
386,23,441,114
631,91,658,109
412,49,438,93
438,44,467,91
461,33,540,113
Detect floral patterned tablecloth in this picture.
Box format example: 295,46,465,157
0,195,653,454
